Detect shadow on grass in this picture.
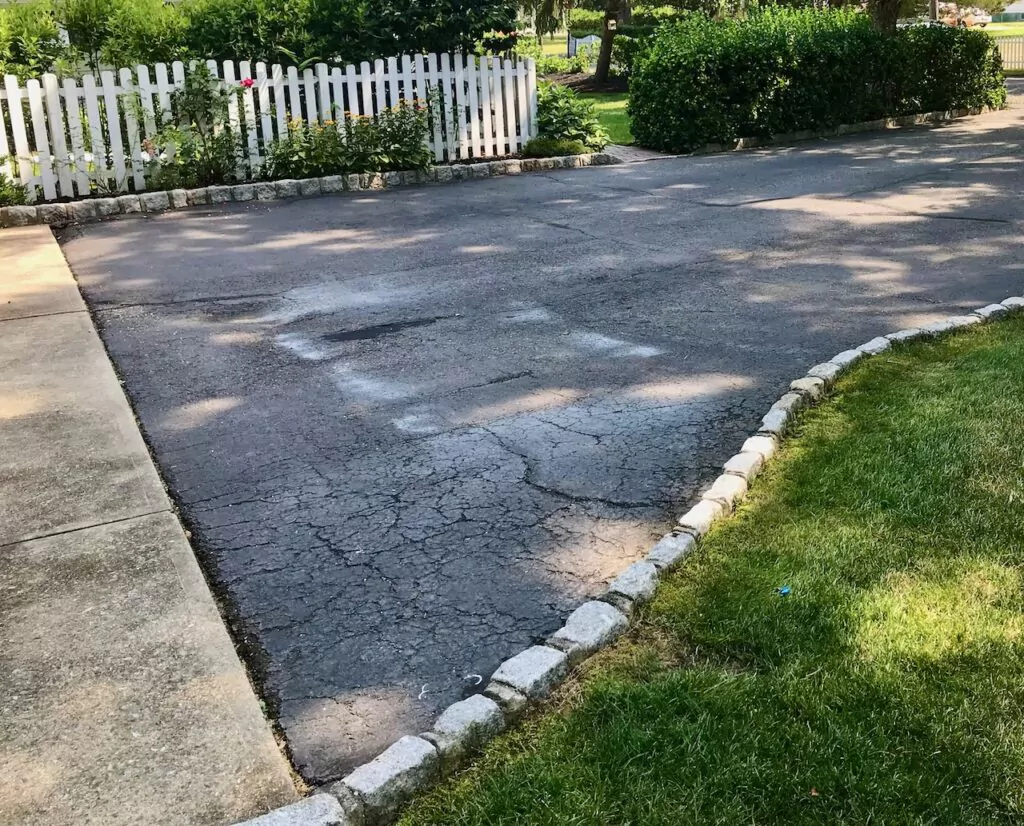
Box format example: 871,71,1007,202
401,317,1024,825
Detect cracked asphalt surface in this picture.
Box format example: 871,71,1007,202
61,86,1024,783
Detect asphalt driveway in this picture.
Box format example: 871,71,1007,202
61,87,1024,784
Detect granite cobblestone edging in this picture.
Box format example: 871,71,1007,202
230,295,1024,826
0,154,617,229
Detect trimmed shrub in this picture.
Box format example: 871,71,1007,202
536,83,608,150
522,137,588,157
629,9,1006,153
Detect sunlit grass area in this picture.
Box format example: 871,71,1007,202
582,92,633,145
402,314,1024,826
985,21,1024,36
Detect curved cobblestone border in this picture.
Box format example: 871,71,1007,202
0,153,617,229
232,295,1024,826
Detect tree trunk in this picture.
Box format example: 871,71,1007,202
621,0,632,24
870,0,901,32
594,0,620,83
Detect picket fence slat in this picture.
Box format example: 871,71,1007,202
0,52,538,202
62,77,89,196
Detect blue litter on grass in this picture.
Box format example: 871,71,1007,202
776,585,791,596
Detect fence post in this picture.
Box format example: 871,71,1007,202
526,58,538,140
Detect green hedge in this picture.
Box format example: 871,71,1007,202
0,0,517,77
629,9,1007,153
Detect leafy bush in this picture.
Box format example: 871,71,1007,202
0,163,28,206
146,64,242,189
262,102,432,179
569,4,679,36
0,1,67,79
536,83,608,150
522,137,588,157
630,8,1006,153
610,33,651,76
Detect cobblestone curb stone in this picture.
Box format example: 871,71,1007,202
0,153,617,230
226,295,1024,826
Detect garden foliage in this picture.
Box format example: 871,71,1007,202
535,83,609,151
0,0,517,76
630,8,1007,152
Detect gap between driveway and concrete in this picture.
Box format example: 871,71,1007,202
57,83,1024,796
0,227,297,826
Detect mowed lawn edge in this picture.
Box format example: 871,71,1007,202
400,316,1024,826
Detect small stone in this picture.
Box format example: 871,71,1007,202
469,162,491,179
702,473,748,511
434,166,454,183
771,392,805,416
723,451,764,482
299,178,322,197
401,170,419,186
231,794,349,826
829,349,864,370
36,203,67,224
482,681,529,718
232,184,255,202
548,601,629,665
1001,296,1024,310
607,560,660,600
186,188,209,206
741,435,778,460
118,194,142,214
946,314,982,328
3,205,38,226
504,160,523,175
786,376,827,401
208,185,233,204
886,328,923,343
66,200,98,222
806,361,842,384
341,736,438,824
974,303,1009,319
489,160,508,176
520,158,540,172
423,695,504,772
677,498,726,537
646,532,696,570
759,408,789,438
139,190,169,212
275,179,300,198
94,198,120,217
169,189,189,209
346,174,362,191
321,175,345,193
418,168,438,184
858,336,891,355
362,173,384,190
383,171,403,188
255,182,277,201
490,645,568,699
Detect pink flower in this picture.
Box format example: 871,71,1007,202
240,77,255,89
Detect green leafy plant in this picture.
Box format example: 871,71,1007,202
522,136,588,156
0,1,67,79
629,8,1006,153
146,63,242,189
0,162,28,206
535,82,608,150
262,101,432,179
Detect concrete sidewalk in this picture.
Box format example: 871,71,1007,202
0,226,297,825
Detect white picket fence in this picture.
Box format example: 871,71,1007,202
996,36,1024,70
0,53,539,203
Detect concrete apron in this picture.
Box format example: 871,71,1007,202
0,226,297,825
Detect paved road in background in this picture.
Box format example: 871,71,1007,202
62,85,1024,784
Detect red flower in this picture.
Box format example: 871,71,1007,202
240,77,255,89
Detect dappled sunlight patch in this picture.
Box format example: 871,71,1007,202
855,560,1024,665
160,396,243,431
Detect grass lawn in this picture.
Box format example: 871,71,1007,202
582,92,633,146
401,315,1024,826
985,21,1024,36
540,33,568,56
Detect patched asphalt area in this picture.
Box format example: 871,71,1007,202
60,95,1024,783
